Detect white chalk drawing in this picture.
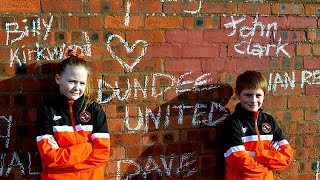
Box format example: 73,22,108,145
0,116,12,149
0,153,4,176
0,151,40,178
0,114,40,178
301,70,320,88
316,161,320,180
97,72,214,104
28,152,41,176
160,0,203,14
6,16,53,45
125,0,131,26
268,70,320,91
182,0,202,14
124,101,229,132
106,34,148,72
116,152,196,180
9,32,91,67
0,152,25,177
6,16,92,67
268,71,295,92
224,15,291,58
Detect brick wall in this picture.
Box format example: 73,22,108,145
0,0,319,179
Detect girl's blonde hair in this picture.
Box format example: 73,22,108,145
57,50,94,111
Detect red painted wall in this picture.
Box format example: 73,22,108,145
0,0,319,179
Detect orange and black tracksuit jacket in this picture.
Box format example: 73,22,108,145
36,95,110,180
224,103,293,180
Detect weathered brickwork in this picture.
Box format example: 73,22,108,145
0,0,319,179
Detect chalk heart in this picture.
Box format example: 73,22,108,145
107,34,148,72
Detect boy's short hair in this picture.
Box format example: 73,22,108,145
236,71,267,95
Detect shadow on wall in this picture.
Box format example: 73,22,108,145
0,62,59,180
118,84,233,180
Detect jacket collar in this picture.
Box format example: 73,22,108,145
234,103,262,121
56,93,84,111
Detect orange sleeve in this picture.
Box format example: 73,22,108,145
255,140,293,171
69,106,110,171
36,134,93,168
70,133,110,170
225,145,269,177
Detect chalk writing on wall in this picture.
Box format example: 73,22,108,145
0,115,40,178
160,0,203,14
106,34,148,72
268,70,320,91
316,161,319,180
98,71,229,132
224,15,291,58
122,101,229,132
98,72,214,103
116,152,197,180
0,116,12,149
6,16,92,67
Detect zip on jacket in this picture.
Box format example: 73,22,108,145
36,94,110,180
224,103,293,180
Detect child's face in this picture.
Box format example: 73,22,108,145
237,88,264,112
55,65,88,101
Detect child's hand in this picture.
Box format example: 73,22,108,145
246,151,256,158
48,136,59,149
269,141,280,151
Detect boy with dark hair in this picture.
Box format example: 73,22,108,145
224,70,293,180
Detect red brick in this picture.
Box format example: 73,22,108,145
99,1,124,13
305,109,320,121
255,16,287,29
145,16,182,29
108,118,125,132
105,16,143,29
183,16,200,29
204,16,221,29
0,78,19,92
306,84,320,95
202,58,237,72
127,145,164,158
111,133,141,146
307,31,320,42
130,0,162,13
304,57,320,69
295,148,316,160
272,110,303,122
203,30,238,43
238,3,271,15
202,2,237,14
61,0,83,13
145,43,182,58
288,123,319,135
313,44,320,55
278,31,306,43
288,96,319,108
297,44,312,56
166,142,200,154
0,0,40,13
200,155,217,168
287,17,318,28
272,3,300,15
166,30,203,43
283,161,299,173
126,30,164,43
263,97,287,109
109,147,125,160
305,4,320,15
182,45,219,58
163,1,201,14
234,58,270,71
